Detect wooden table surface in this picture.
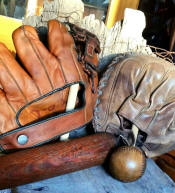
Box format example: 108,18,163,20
1,159,175,193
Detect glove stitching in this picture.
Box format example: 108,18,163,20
93,55,125,130
70,47,86,121
0,58,28,108
70,47,83,81
0,88,16,114
22,26,54,91
94,56,125,130
68,22,100,93
58,58,68,84
84,62,97,93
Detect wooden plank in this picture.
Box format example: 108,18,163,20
1,159,174,193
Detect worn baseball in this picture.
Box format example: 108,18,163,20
109,146,146,182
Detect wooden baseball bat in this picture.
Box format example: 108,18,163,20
0,133,116,190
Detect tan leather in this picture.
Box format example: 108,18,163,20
0,20,99,152
93,54,175,158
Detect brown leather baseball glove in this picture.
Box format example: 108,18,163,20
93,54,175,158
0,20,100,152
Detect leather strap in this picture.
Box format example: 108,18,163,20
0,81,92,152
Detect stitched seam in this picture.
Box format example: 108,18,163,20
57,57,68,83
0,86,16,114
0,59,28,106
5,95,16,114
70,46,86,121
71,46,83,80
31,79,42,96
57,27,68,83
22,26,54,90
94,56,124,130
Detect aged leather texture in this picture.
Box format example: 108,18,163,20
0,20,100,152
93,54,175,158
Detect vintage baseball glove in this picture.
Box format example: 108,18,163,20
93,54,175,158
0,19,100,152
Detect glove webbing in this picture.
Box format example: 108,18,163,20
67,23,101,93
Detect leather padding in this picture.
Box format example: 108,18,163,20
93,54,175,157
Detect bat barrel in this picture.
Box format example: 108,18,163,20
0,133,116,189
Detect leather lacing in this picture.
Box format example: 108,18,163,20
67,22,101,93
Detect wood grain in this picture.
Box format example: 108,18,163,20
0,133,116,189
155,150,175,181
4,159,175,193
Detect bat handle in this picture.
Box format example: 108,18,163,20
60,83,79,141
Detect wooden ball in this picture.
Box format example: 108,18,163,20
109,146,146,182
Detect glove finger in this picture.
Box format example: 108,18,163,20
48,20,82,83
0,88,18,133
0,43,40,111
12,25,66,94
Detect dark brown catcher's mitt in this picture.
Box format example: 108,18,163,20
93,54,175,158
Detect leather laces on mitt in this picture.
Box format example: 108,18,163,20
93,54,175,158
0,20,100,153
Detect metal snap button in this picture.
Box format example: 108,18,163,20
17,135,28,145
